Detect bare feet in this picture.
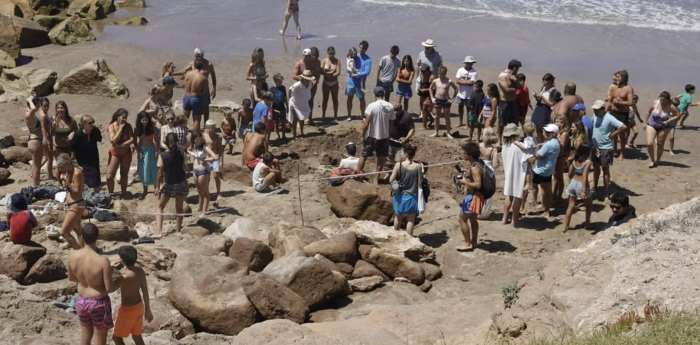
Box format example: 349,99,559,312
669,150,676,156
279,29,284,35
429,133,438,138
617,155,625,161
648,161,656,168
456,243,474,252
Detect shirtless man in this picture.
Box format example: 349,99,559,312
67,223,115,345
111,246,153,345
606,70,634,160
497,60,523,139
57,153,86,250
221,110,237,155
552,82,585,125
429,65,458,139
182,60,209,132
293,47,321,125
203,120,223,196
174,48,217,131
242,122,267,171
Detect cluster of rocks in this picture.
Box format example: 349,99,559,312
0,131,33,184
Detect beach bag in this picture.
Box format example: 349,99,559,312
473,160,496,200
330,168,363,186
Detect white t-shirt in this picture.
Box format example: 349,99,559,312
523,136,537,156
365,100,396,140
338,157,359,170
455,67,478,99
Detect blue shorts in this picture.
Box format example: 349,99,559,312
392,193,418,215
345,83,365,99
396,83,412,98
254,181,269,193
183,94,204,116
207,154,221,173
193,169,209,177
461,194,474,214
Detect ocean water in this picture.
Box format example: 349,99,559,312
101,0,700,86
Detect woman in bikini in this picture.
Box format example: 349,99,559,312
280,0,301,40
135,111,160,199
417,64,434,130
106,108,135,198
139,85,171,134
25,95,46,186
320,46,341,119
53,101,78,178
155,133,188,239
56,153,86,250
40,97,54,180
395,55,415,113
246,47,267,84
481,83,500,136
429,65,458,139
188,132,218,217
644,91,682,168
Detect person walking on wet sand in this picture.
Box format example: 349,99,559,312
429,65,458,139
280,0,301,40
457,142,485,251
111,246,153,345
497,59,523,140
606,70,634,160
347,41,372,121
173,48,217,131
67,223,115,345
181,59,209,132
643,92,681,168
671,84,698,153
591,100,626,199
358,86,395,184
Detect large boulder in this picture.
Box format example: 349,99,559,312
241,273,309,324
326,180,394,225
24,278,76,299
32,14,66,29
23,254,66,284
54,59,130,99
263,251,347,310
0,1,30,19
67,0,104,19
231,320,335,345
302,231,358,265
0,49,15,72
136,244,176,281
222,217,269,244
358,245,424,285
268,222,327,258
113,15,147,25
228,237,273,272
142,297,195,340
1,146,32,163
348,276,384,292
0,66,56,97
0,167,11,184
189,233,232,256
115,0,145,8
0,242,46,283
0,13,20,59
352,259,389,281
169,252,257,336
47,15,95,45
12,16,49,48
82,220,136,242
27,0,69,15
0,132,14,148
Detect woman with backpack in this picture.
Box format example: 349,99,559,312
477,128,499,220
457,141,495,251
388,141,423,236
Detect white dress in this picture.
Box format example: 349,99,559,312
287,80,313,122
501,143,528,199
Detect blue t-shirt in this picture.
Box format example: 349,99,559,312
252,102,269,129
533,138,560,177
581,116,593,143
592,113,623,150
348,54,372,88
270,85,287,112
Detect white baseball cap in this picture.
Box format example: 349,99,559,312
543,123,560,134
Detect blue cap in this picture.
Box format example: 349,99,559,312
373,86,385,96
10,194,28,212
573,103,586,111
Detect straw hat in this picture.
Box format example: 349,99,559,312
463,55,477,63
502,123,520,137
421,39,436,47
300,70,315,81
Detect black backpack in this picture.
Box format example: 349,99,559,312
473,160,496,199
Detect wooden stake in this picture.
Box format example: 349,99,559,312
297,161,304,227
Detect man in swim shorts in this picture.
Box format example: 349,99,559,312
112,246,153,345
497,60,523,139
242,122,267,171
174,48,217,131
182,59,209,132
606,70,634,160
68,223,115,345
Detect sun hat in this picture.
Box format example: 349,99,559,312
502,123,520,137
9,193,28,212
373,86,385,96
463,55,476,63
421,39,436,47
300,70,315,81
543,123,560,134
302,48,311,56
592,100,605,110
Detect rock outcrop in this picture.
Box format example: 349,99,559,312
67,0,105,20
113,15,147,25
54,59,129,99
302,231,358,265
12,16,49,48
0,66,56,97
240,273,309,324
81,220,136,242
359,245,425,285
0,242,46,283
0,49,15,72
32,14,66,29
0,13,21,59
228,237,273,272
268,222,327,258
326,180,394,225
48,15,95,45
0,167,11,184
23,255,67,284
222,217,269,244
136,244,176,281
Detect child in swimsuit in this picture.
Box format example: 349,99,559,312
564,143,593,232
221,110,237,155
112,246,153,345
237,99,254,140
417,65,434,130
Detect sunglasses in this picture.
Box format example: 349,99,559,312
610,204,622,210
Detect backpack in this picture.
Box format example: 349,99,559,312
473,160,496,199
330,168,364,186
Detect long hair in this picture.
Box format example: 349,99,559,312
486,83,500,99
481,127,499,147
401,55,414,73
190,131,205,150
134,111,154,136
574,143,591,163
162,62,174,77
55,100,72,123
572,121,587,143
110,108,128,124
250,47,266,70
165,133,179,153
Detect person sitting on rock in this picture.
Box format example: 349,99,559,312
338,142,359,171
242,122,267,171
607,191,636,228
8,193,37,245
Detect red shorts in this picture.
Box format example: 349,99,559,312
244,157,261,171
76,295,113,330
266,119,274,130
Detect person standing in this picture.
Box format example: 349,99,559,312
531,74,557,141
279,0,301,40
643,92,681,168
416,39,443,80
346,40,372,120
606,70,634,160
429,65,458,138
671,84,698,153
591,100,627,200
564,143,594,232
292,47,321,125
376,45,401,101
387,104,415,166
500,124,527,227
515,74,533,126
155,133,188,239
67,223,115,345
71,115,102,193
245,47,267,84
455,56,477,128
111,246,153,345
57,153,86,250
478,128,499,220
204,120,224,196
173,48,217,131
181,59,209,132
135,112,159,199
358,86,395,184
457,142,484,251
551,83,585,126
389,141,422,236
320,46,341,119
25,95,46,187
395,55,415,112
106,108,134,198
40,98,54,180
497,60,523,140
527,124,560,220
288,70,315,138
188,132,218,217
